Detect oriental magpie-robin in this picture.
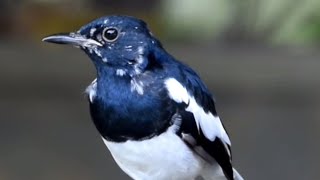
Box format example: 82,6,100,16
43,15,244,180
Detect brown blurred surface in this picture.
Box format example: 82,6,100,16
0,41,319,180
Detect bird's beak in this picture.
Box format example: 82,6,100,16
42,32,102,47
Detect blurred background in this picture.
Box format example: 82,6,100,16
1,0,320,179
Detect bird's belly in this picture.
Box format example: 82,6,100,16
102,130,205,180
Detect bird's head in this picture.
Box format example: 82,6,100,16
43,15,163,77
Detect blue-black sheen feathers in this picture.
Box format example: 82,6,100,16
43,15,240,180
77,15,234,180
89,48,233,179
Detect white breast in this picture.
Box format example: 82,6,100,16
102,129,205,180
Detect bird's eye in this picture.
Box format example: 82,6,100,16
102,28,119,42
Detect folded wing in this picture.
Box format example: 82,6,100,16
165,77,234,180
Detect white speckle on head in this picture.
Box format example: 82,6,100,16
136,55,144,64
130,78,144,95
96,34,103,42
133,65,142,75
63,32,101,50
151,40,155,44
164,78,231,145
133,56,144,74
130,47,145,75
104,19,108,24
135,26,138,29
124,45,133,52
90,28,96,36
116,69,126,76
102,57,108,62
83,41,102,48
137,46,144,55
85,79,97,102
93,47,102,57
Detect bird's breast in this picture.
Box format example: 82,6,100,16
89,79,174,142
102,127,205,180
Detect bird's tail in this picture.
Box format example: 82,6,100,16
233,168,244,180
200,166,244,180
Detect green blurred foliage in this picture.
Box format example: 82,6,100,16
161,0,320,45
160,0,233,40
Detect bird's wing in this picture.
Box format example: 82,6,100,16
164,74,234,180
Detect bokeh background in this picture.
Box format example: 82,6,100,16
1,0,320,179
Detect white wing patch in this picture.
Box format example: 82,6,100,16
164,78,189,104
165,78,231,145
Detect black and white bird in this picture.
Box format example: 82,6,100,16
43,15,244,180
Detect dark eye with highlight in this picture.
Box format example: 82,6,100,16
102,28,119,42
